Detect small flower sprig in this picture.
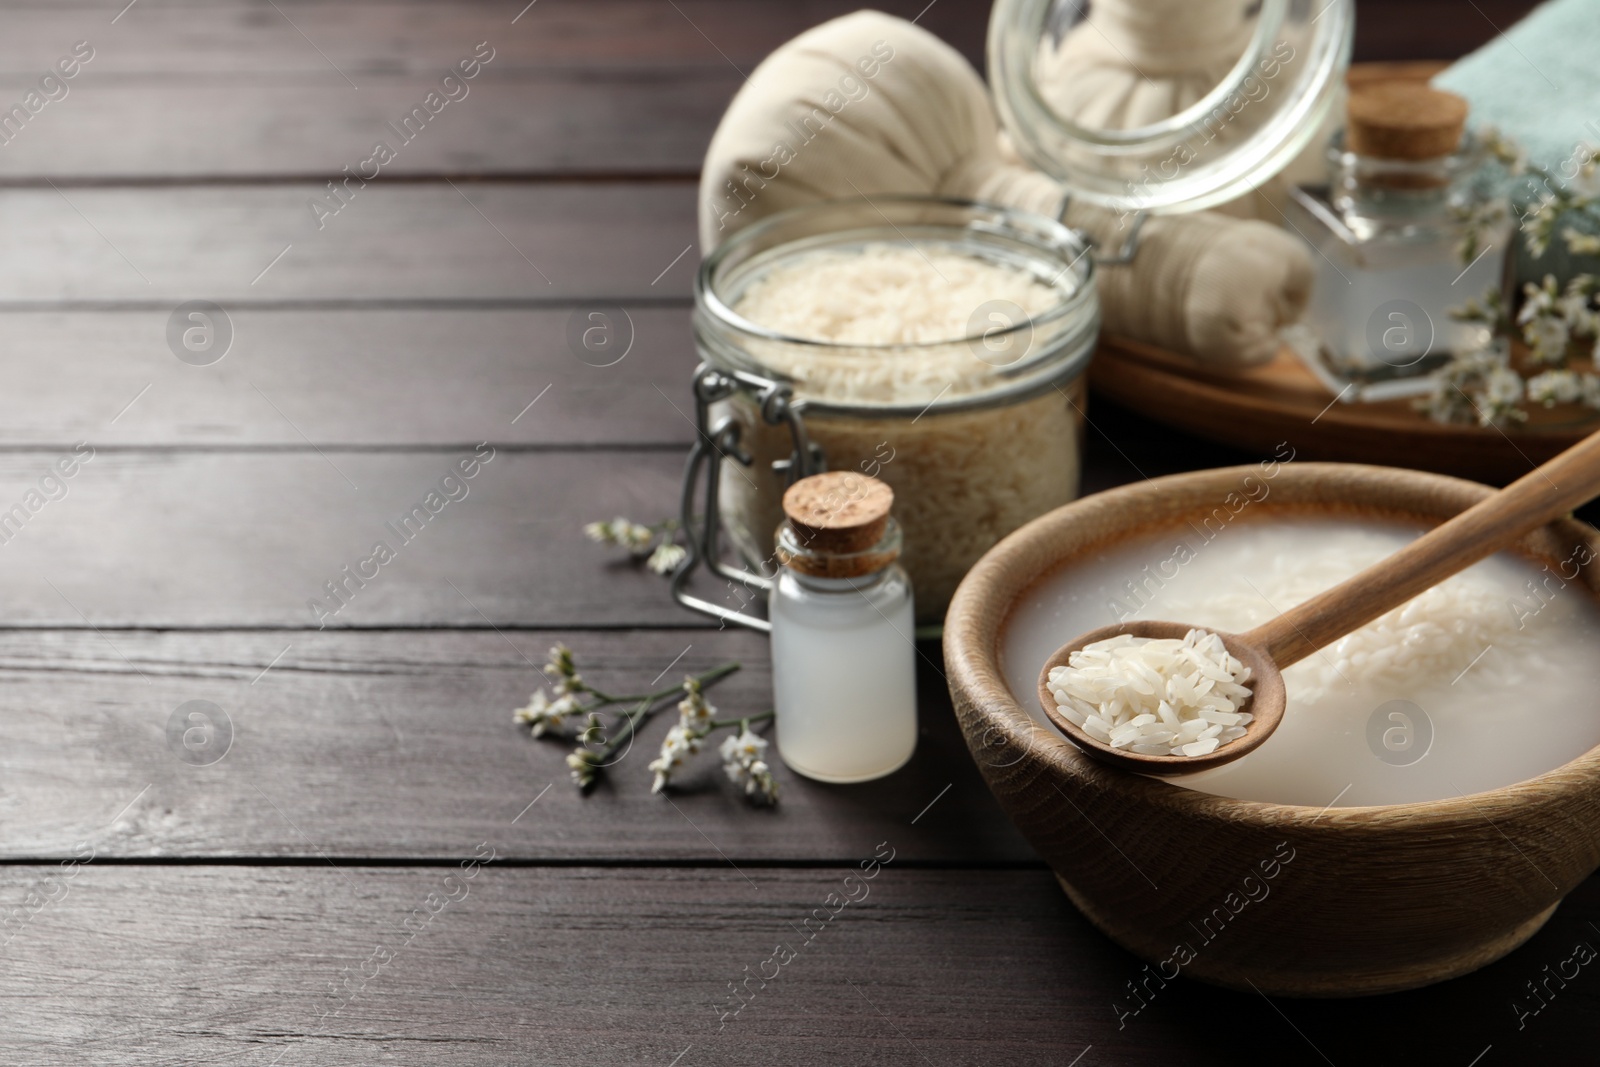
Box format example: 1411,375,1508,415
1518,274,1600,365
1469,129,1600,261
514,644,774,804
1423,273,1600,426
647,678,777,804
584,516,687,576
1452,197,1509,267
1415,131,1600,426
719,724,778,805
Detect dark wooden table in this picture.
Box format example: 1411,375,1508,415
3,1,1592,1064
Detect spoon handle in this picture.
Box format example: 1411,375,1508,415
1242,430,1600,668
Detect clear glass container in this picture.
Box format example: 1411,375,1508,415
1283,132,1511,400
770,518,916,782
694,197,1098,624
988,0,1354,213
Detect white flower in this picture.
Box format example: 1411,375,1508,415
1583,375,1600,409
1528,316,1571,364
719,728,777,805
514,689,551,725
646,541,687,576
646,677,722,793
544,643,583,695
566,748,602,788
1419,340,1519,425
647,722,706,793
619,522,655,552
513,689,579,737
1483,366,1524,407
677,679,715,729
1518,278,1573,363
719,727,766,770
584,516,655,552
1522,199,1562,259
1482,127,1526,171
1567,229,1600,256
577,712,607,746
1559,289,1598,333
1472,367,1529,428
545,643,575,676
744,760,778,805
1527,369,1583,406
1518,278,1556,325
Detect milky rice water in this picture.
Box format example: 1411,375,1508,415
1004,515,1600,806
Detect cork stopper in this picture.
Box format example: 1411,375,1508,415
778,472,897,579
1346,81,1469,161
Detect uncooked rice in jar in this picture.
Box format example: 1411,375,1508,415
722,243,1084,621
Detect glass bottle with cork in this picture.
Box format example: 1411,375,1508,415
769,470,917,783
1284,80,1511,400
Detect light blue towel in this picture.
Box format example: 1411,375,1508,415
1434,0,1600,171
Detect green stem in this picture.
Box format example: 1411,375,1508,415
587,663,742,763
593,702,651,764
583,661,741,707
705,711,774,731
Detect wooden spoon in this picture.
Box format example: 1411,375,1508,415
1037,434,1600,774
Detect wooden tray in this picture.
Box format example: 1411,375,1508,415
1090,335,1600,485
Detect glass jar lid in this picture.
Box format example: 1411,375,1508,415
988,0,1354,214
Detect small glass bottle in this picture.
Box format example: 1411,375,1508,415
769,471,917,783
1284,81,1510,400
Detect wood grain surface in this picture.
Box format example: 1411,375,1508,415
0,0,994,180
0,863,1590,1066
0,309,699,446
0,629,1030,863
0,0,1580,1062
0,184,698,301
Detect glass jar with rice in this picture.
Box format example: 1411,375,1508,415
693,197,1098,623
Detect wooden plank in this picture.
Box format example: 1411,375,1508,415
0,1,1534,180
0,424,1294,629
0,433,1281,629
11,396,1551,629
0,308,699,447
0,183,697,302
0,628,1028,863
0,0,988,74
0,449,715,627
0,78,735,180
0,0,990,180
0,862,1593,1064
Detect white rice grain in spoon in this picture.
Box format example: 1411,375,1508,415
1047,629,1255,758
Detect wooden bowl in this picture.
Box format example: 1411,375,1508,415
944,463,1600,997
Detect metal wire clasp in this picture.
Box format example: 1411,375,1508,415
668,363,824,632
